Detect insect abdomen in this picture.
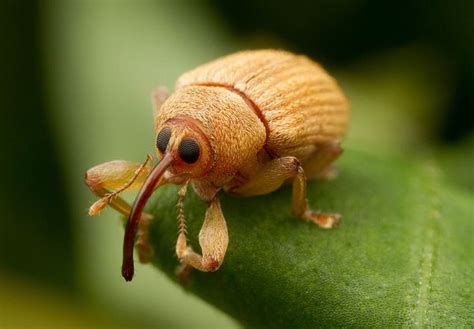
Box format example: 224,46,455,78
176,49,349,161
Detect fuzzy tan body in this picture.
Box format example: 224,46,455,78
177,49,350,161
155,49,350,199
85,49,350,281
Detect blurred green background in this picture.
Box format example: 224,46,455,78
0,1,472,328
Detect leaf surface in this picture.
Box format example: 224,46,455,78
146,149,473,327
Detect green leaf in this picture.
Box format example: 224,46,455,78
145,149,473,328
437,134,474,192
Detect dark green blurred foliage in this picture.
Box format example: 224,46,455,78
213,0,474,142
0,1,75,290
149,149,473,327
0,0,472,327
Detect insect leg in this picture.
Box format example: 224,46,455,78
230,156,340,228
176,196,228,273
85,155,154,216
302,142,342,180
290,160,340,229
229,157,299,196
84,155,158,262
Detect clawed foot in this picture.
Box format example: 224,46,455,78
303,210,341,229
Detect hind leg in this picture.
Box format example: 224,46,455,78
303,142,342,180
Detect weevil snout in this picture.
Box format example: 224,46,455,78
122,152,173,281
122,116,215,281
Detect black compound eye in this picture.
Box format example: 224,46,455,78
179,139,200,164
156,127,171,153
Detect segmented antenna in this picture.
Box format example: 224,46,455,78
176,182,189,237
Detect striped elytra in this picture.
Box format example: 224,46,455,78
85,49,351,282
175,49,349,161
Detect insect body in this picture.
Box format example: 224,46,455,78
85,49,349,281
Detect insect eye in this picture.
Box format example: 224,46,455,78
156,127,171,153
178,139,200,164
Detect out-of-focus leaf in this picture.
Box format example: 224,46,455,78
43,2,238,327
0,275,121,328
437,134,474,191
142,149,473,327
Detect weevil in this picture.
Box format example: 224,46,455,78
85,49,350,281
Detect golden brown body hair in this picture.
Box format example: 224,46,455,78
85,49,350,281
177,49,349,160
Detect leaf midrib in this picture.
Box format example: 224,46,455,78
410,161,441,327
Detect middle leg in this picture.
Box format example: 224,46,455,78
230,156,340,228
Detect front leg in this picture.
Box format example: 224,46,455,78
84,155,159,263
85,155,153,217
176,191,229,272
